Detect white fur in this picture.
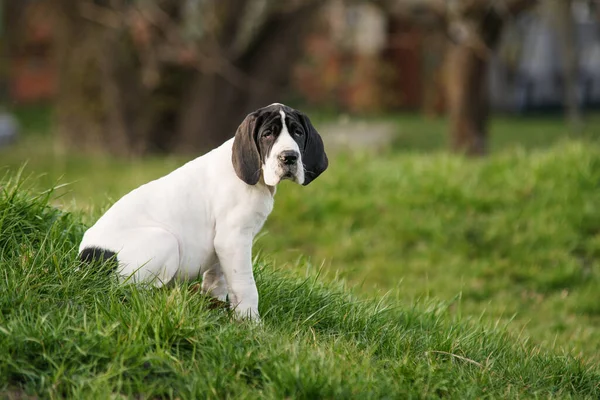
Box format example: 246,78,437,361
262,110,305,186
79,138,274,321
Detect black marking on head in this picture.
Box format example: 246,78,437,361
255,110,284,164
232,104,288,185
79,247,118,272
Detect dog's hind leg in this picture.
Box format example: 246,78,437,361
113,227,180,288
201,263,228,302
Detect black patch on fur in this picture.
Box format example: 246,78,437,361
256,112,283,164
232,105,284,185
288,108,328,185
79,247,118,271
232,112,262,185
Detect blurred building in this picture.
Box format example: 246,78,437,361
294,0,600,114
8,1,56,103
490,1,600,112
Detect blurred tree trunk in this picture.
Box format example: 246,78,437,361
443,0,538,156
2,0,28,108
380,0,538,156
52,0,321,156
445,12,504,156
0,0,9,109
421,31,446,117
53,0,177,155
548,0,582,129
0,0,22,145
175,2,320,152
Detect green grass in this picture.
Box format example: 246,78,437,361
1,174,599,398
2,106,600,396
9,104,53,138
261,140,600,361
307,109,600,153
390,114,600,152
0,134,184,216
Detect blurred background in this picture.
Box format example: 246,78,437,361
1,0,600,361
0,0,598,155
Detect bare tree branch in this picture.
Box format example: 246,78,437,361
55,0,325,154
133,3,271,91
78,0,275,92
78,2,123,29
375,0,539,22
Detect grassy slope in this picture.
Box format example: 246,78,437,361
261,140,600,362
2,107,600,396
0,175,599,398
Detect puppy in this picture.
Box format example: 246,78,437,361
78,103,328,320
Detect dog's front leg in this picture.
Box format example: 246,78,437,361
214,228,260,321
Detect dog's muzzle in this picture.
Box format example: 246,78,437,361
278,150,299,179
278,150,298,166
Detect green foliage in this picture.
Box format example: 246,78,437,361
0,176,599,398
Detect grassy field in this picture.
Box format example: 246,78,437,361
1,179,599,398
1,107,600,397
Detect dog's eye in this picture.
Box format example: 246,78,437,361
262,130,272,138
293,129,304,137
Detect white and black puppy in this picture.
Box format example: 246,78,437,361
78,103,328,320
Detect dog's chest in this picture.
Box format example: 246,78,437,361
175,183,273,279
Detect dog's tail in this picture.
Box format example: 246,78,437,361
79,246,119,271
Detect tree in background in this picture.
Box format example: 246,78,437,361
22,0,585,157
0,0,21,147
52,0,322,156
547,0,582,130
443,0,539,156
380,0,538,156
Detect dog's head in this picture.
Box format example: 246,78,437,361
232,103,328,186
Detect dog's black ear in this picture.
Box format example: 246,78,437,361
232,112,261,185
298,112,328,186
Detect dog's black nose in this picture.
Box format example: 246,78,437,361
279,151,298,165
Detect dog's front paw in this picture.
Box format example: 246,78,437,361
233,305,261,324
